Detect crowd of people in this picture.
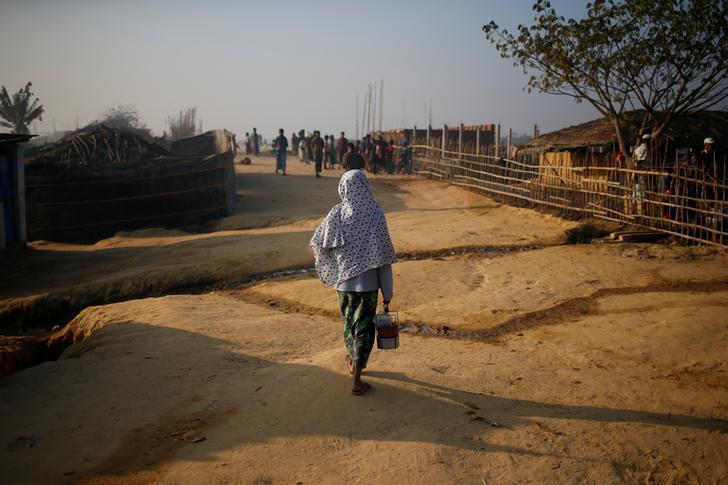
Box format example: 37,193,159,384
613,135,724,224
264,129,413,177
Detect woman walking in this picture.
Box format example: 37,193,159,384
310,170,396,395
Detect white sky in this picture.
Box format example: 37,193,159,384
1,0,599,140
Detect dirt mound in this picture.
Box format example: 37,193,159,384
563,220,618,244
0,336,55,377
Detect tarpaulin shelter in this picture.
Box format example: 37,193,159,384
24,126,238,243
0,134,35,249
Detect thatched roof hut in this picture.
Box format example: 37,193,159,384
23,126,238,243
527,110,728,151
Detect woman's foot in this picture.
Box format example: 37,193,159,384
351,366,370,395
351,382,371,395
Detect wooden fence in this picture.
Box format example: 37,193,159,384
407,143,727,247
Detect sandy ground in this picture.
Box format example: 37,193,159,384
1,292,726,484
1,152,727,483
244,243,728,333
0,153,575,326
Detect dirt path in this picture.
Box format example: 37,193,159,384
1,291,726,484
1,153,727,483
0,153,576,327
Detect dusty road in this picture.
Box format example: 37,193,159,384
0,153,574,326
1,153,727,484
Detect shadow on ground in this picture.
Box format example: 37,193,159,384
2,321,724,483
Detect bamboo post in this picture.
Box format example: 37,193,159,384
458,123,464,155
442,124,447,158
495,124,501,159
475,127,480,157
412,124,416,171
426,124,431,163
507,128,512,158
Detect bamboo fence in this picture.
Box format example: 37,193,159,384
406,143,727,247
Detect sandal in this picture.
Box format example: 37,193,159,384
351,382,371,396
345,354,354,375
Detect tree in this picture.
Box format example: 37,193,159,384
0,82,45,135
166,106,199,140
483,0,728,154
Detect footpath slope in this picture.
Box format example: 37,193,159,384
0,154,575,326
1,293,726,484
1,155,726,483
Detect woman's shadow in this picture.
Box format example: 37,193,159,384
2,320,725,482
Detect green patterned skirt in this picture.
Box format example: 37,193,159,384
337,290,379,369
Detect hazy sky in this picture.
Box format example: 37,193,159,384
1,0,599,139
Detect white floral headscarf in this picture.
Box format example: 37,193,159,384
310,170,396,287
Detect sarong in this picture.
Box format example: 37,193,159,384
276,152,287,171
337,290,378,369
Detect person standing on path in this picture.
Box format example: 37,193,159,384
252,127,260,155
336,131,348,167
376,135,388,174
310,169,396,395
291,132,299,156
342,142,365,171
244,132,252,154
328,134,337,169
274,129,288,175
305,133,313,165
323,135,332,170
385,139,395,174
312,130,325,178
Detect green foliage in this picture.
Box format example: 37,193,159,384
0,82,45,135
483,0,728,150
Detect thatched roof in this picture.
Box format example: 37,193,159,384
527,110,728,149
25,125,171,169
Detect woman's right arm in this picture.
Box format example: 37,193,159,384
378,264,394,304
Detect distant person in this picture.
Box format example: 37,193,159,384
398,139,412,174
373,135,387,174
252,127,260,155
291,132,299,155
342,142,365,171
305,133,313,165
299,137,307,163
364,135,375,172
632,133,650,168
323,135,331,170
699,137,724,209
385,139,395,174
309,169,396,396
244,132,252,154
631,133,651,215
699,137,721,179
336,131,348,166
311,130,325,177
328,134,337,169
274,128,288,175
